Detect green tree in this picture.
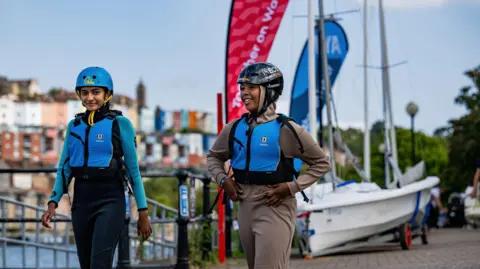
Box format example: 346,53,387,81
441,65,480,193
320,121,448,186
143,177,179,217
368,127,448,187
48,88,60,96
337,127,365,157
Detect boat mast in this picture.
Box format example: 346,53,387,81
379,0,399,186
307,0,319,201
318,0,337,190
363,0,370,181
307,0,318,146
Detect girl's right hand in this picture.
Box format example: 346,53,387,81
41,203,56,229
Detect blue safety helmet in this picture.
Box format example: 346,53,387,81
75,66,113,94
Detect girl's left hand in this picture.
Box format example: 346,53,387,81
263,183,291,207
137,211,153,240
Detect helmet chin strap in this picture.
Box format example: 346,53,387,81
86,94,113,126
255,85,276,117
247,85,278,122
247,86,266,122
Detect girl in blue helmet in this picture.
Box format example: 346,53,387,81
41,66,152,269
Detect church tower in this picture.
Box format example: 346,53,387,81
136,78,146,114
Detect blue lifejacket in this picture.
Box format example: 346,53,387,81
67,110,124,180
228,113,305,185
206,113,309,212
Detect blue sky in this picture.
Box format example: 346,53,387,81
1,0,479,135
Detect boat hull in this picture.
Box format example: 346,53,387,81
295,176,439,256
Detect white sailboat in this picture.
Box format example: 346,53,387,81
294,0,439,258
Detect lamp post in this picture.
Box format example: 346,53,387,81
406,102,419,164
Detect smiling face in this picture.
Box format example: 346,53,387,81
240,82,261,113
79,87,108,111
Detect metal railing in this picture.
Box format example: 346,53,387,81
0,196,75,269
0,167,218,269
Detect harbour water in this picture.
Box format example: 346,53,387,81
0,243,175,268
0,245,80,268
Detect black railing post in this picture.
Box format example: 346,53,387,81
201,174,212,260
116,217,131,269
175,169,190,269
225,194,232,258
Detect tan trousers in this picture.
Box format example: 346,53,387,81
237,184,297,269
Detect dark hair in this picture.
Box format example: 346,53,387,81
102,87,113,111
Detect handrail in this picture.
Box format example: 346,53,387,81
0,196,71,218
146,198,178,213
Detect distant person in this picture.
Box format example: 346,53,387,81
41,66,152,269
207,62,330,269
427,186,446,229
469,161,480,198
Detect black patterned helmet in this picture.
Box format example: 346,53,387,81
237,62,284,114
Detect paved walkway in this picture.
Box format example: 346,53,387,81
210,228,480,269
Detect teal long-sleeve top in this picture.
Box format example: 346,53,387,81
47,116,148,211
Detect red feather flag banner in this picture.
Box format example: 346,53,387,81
224,0,290,123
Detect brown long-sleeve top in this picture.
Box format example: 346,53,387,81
206,102,331,196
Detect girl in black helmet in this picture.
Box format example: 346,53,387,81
41,66,152,269
207,62,330,269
